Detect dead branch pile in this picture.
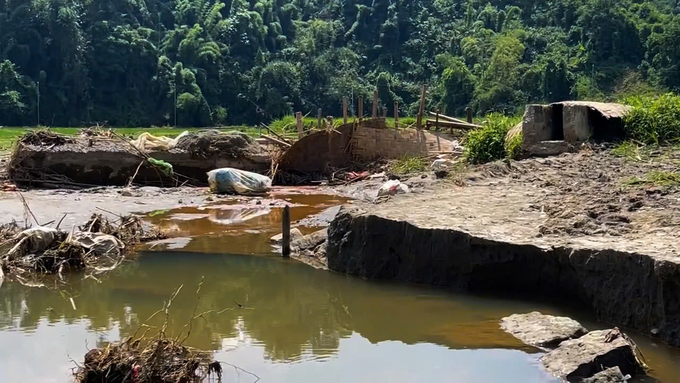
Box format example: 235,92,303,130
79,127,117,139
75,285,226,383
0,214,168,284
76,338,219,383
176,130,258,159
17,130,74,146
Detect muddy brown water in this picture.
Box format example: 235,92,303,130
0,193,679,382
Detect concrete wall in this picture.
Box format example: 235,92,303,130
521,104,554,149
351,127,428,161
563,104,591,143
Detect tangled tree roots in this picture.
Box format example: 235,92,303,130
81,214,167,244
75,338,221,383
16,130,74,146
176,130,256,159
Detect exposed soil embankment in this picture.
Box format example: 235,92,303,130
9,130,270,187
327,147,680,346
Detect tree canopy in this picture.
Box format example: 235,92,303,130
0,0,677,126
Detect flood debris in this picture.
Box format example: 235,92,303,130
500,312,588,349
9,129,270,187
74,285,225,383
207,167,272,195
0,213,167,285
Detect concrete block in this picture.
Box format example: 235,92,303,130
522,105,553,149
563,104,591,143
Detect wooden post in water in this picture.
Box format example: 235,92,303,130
296,112,303,139
343,97,348,124
282,205,291,258
394,101,399,129
416,84,427,130
372,89,378,119
317,108,322,130
358,96,364,121
467,107,473,124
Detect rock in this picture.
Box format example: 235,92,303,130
526,140,572,157
540,329,644,381
291,229,328,252
270,228,303,244
296,206,341,228
581,367,628,383
500,312,588,348
120,189,133,197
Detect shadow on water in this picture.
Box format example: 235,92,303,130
0,192,678,382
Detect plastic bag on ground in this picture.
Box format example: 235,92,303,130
377,180,409,197
132,131,189,152
72,232,125,257
7,227,60,258
207,168,272,195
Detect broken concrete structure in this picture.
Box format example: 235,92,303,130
522,101,630,156
278,119,455,176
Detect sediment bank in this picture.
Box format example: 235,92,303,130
327,205,680,346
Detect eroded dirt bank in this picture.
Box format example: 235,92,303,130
327,147,680,347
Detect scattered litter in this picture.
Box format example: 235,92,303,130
147,158,174,177
431,158,457,172
207,168,272,195
131,131,188,152
377,180,409,197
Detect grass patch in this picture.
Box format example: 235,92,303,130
612,141,644,161
464,114,522,164
623,93,680,144
625,171,680,187
505,131,523,160
267,115,419,135
389,156,429,175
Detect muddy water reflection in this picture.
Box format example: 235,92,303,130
0,192,679,382
145,192,349,255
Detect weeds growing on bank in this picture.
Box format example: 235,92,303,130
625,171,680,188
464,114,522,164
612,141,644,161
623,93,680,144
389,156,428,175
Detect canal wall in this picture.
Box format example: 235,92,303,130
326,206,680,347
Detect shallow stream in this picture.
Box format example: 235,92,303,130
1,192,679,382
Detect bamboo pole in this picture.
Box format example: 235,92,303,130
435,110,441,151
394,101,399,129
416,84,427,130
343,97,348,124
372,89,378,118
317,108,322,130
358,96,364,121
296,112,303,139
467,107,473,124
282,205,291,258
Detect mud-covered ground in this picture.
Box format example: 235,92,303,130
368,144,680,258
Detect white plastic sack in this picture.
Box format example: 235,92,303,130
72,232,125,257
377,180,409,197
431,158,456,172
207,168,272,195
7,227,59,258
132,131,189,152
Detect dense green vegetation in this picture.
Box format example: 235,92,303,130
0,0,678,127
623,93,680,144
464,114,521,163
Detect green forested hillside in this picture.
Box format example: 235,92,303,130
0,0,678,127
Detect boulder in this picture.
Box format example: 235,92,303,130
581,366,628,383
500,311,587,349
541,329,644,381
270,228,303,244
291,229,328,252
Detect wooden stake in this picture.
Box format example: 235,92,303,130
416,84,427,130
382,107,387,118
317,108,322,130
343,97,348,124
296,112,303,139
372,89,378,118
435,109,441,151
467,107,473,124
394,101,399,129
282,205,291,258
358,96,364,121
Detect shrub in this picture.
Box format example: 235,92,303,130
505,131,523,160
623,93,680,144
464,114,521,164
